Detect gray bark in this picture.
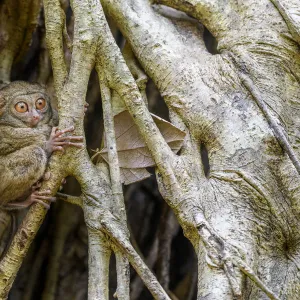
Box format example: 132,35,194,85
0,0,299,299
101,0,300,298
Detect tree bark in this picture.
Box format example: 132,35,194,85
0,0,300,299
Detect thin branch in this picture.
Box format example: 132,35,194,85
157,206,179,290
95,206,171,300
96,3,177,185
131,237,159,300
98,75,126,221
88,229,111,300
56,193,83,207
97,71,130,300
114,249,130,300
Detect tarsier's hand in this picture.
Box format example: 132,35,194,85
46,126,84,153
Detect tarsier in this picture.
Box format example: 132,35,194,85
0,81,84,209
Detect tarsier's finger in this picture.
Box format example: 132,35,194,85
54,141,84,148
34,195,56,202
54,126,75,137
55,136,84,142
33,200,50,209
68,136,84,141
53,146,65,152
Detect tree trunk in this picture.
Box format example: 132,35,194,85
0,0,299,299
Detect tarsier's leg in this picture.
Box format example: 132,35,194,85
5,175,67,210
0,145,48,205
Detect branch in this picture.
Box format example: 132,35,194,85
151,0,231,39
96,4,178,187
56,192,83,207
88,202,171,300
43,0,68,92
157,206,179,290
87,229,111,299
97,71,130,300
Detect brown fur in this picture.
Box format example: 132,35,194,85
0,81,57,206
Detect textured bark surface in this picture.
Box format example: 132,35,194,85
0,0,299,299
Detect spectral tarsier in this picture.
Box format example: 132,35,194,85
0,81,84,209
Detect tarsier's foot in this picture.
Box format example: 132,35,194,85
47,126,84,153
6,190,56,210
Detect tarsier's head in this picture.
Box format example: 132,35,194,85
0,81,54,128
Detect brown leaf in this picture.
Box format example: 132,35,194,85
99,110,185,184
120,168,151,185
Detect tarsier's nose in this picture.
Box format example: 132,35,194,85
30,112,41,127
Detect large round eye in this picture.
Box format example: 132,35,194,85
15,102,28,113
35,98,46,110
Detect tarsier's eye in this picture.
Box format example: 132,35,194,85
35,98,46,110
15,102,28,113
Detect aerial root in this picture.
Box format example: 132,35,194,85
196,220,280,300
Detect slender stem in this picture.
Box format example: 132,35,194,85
88,229,111,300
98,72,130,300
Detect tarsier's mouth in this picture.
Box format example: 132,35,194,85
29,118,41,127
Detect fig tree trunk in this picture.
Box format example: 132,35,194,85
0,0,299,300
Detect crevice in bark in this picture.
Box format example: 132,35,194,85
203,27,219,55
200,142,210,178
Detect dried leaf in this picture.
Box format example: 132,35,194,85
120,168,151,185
99,110,185,185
